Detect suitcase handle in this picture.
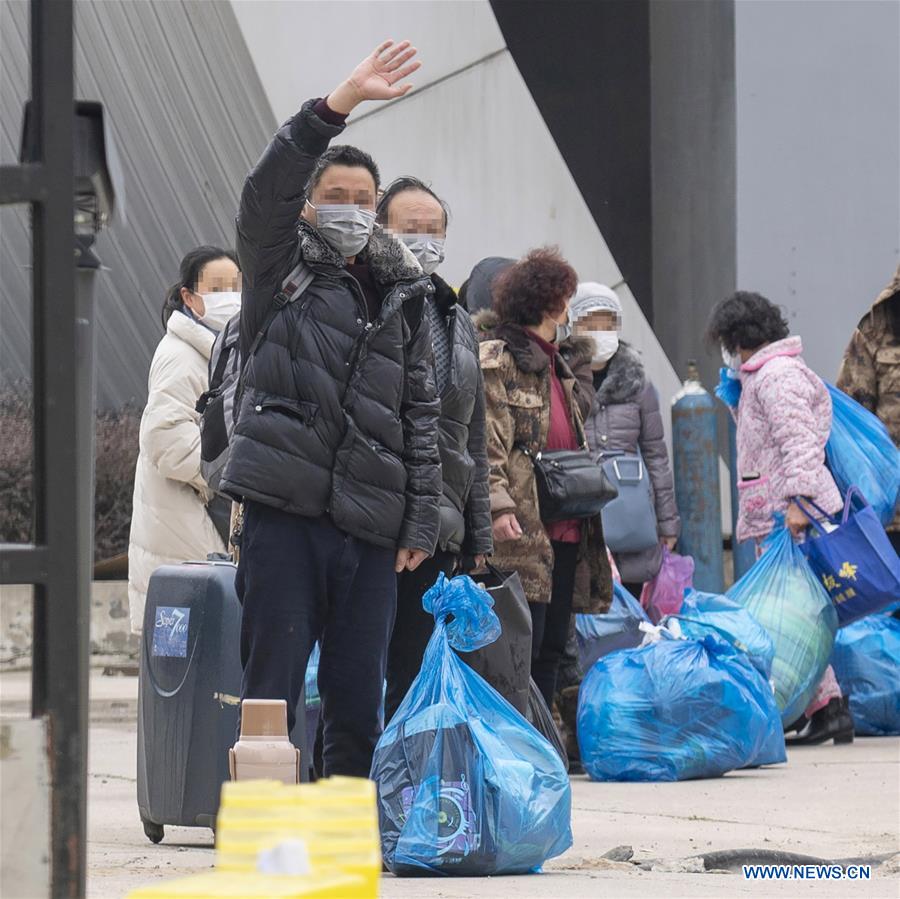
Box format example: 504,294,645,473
141,625,202,698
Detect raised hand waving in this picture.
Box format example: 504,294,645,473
328,40,421,114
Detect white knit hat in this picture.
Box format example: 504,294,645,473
569,282,622,325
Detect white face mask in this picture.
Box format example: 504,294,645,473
586,330,619,364
721,347,742,372
399,234,445,275
309,202,376,257
198,290,241,332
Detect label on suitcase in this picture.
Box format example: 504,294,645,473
151,606,191,658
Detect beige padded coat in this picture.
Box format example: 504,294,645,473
127,310,225,633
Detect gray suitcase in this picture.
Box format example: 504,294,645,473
137,560,309,843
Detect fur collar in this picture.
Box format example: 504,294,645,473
472,307,500,337
430,273,458,316
471,309,545,373
560,334,595,370
594,341,646,404
472,308,587,377
296,219,424,285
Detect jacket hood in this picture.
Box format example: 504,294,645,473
873,264,900,307
741,336,803,373
594,341,646,405
167,309,216,360
460,256,515,314
296,219,424,284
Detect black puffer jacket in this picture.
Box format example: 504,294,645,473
221,100,442,553
429,275,493,556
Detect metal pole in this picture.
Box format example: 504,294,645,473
728,415,756,583
28,1,88,895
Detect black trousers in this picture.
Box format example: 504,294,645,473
529,541,580,708
235,500,397,778
384,550,457,725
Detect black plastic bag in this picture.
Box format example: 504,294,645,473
456,564,532,715
525,677,568,771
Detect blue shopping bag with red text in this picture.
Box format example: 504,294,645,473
798,488,900,627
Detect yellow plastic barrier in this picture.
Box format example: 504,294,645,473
128,778,380,899
124,870,366,898
214,777,380,897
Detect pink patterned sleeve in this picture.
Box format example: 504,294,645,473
756,364,830,502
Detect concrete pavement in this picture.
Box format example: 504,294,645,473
1,669,898,898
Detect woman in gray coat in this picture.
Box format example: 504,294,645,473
570,283,681,597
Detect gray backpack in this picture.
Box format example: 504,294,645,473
197,259,315,493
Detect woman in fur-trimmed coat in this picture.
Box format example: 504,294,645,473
474,249,613,708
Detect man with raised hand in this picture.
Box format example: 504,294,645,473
221,41,442,777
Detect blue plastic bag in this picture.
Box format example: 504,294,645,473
728,527,837,725
798,488,900,626
714,377,900,526
826,384,900,527
305,643,320,709
577,632,785,782
715,366,742,408
371,574,572,876
831,617,900,736
666,590,775,678
575,582,649,673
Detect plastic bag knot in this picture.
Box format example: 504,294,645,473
422,573,502,652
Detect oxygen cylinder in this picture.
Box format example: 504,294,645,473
672,362,725,593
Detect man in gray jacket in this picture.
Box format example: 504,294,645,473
375,178,494,721
221,41,442,777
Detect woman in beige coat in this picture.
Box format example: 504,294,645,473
127,246,240,633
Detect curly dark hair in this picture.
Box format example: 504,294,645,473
493,247,578,327
705,291,790,353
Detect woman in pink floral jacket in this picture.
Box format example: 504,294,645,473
707,291,851,746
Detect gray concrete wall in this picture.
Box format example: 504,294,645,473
735,0,900,381
0,582,139,668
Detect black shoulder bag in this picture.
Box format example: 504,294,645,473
517,445,618,522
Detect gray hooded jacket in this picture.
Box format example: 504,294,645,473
583,342,681,583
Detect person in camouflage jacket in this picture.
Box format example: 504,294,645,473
837,265,900,542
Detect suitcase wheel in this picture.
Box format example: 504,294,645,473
142,819,165,844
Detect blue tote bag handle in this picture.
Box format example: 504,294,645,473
795,487,872,533
797,488,900,627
